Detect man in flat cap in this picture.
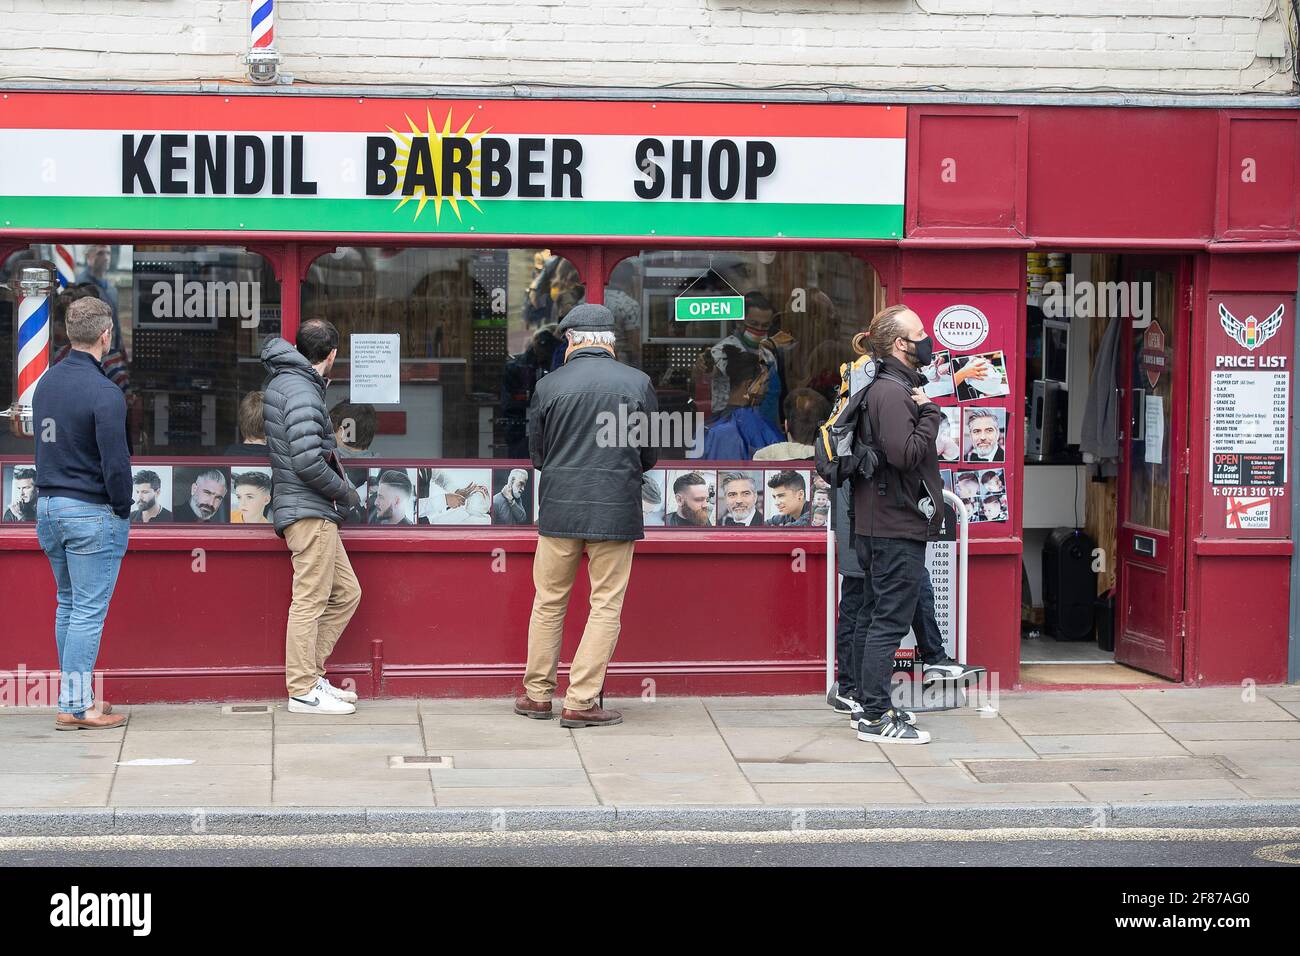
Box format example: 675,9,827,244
516,304,659,728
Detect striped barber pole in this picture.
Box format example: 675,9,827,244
53,244,76,288
251,0,274,49
16,285,51,407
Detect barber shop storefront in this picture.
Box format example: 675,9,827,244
1,91,1296,701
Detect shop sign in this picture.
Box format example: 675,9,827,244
0,93,907,240
675,294,744,322
932,304,989,352
1140,320,1166,388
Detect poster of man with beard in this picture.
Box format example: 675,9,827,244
666,470,716,527
717,470,764,527
172,466,229,523
129,466,173,524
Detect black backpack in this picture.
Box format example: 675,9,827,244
815,355,883,488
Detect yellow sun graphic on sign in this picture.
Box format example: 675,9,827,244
388,108,492,223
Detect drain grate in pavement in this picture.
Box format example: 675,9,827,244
223,704,271,715
388,755,453,769
962,756,1234,784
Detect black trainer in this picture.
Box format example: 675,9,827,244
855,711,931,745
853,707,915,728
826,682,857,715
922,657,986,683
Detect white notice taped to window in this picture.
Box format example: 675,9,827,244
1144,394,1164,465
350,334,400,404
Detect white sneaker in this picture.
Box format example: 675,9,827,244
288,690,356,715
316,676,358,703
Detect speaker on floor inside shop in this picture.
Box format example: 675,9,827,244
1042,527,1096,641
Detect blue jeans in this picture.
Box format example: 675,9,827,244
35,497,129,715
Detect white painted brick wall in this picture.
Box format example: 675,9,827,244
0,0,1293,94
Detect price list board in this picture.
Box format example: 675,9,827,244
1209,371,1288,486
1205,295,1294,537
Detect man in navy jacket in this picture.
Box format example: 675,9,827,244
33,296,132,731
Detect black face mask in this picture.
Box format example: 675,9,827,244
906,335,934,368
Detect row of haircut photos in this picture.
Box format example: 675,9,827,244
2,464,853,530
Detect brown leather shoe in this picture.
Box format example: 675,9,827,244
513,694,555,720
55,711,128,731
560,705,623,728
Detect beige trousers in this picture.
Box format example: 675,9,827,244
524,535,635,711
283,517,362,698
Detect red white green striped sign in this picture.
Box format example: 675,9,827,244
0,93,906,240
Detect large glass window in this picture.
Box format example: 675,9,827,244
302,247,579,459
1,243,279,457
607,250,884,460
299,246,880,465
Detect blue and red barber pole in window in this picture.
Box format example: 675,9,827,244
16,282,51,409
53,244,76,288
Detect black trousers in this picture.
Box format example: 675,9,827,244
853,535,947,719
835,575,865,697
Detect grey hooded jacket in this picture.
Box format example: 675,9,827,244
528,346,659,541
835,484,863,578
260,337,357,536
1080,315,1122,468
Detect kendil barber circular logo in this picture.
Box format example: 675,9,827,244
932,304,990,352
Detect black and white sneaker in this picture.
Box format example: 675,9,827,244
826,682,856,715
890,707,918,726
922,658,985,683
856,711,930,745
853,707,915,729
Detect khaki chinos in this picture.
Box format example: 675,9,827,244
283,517,362,698
524,534,635,711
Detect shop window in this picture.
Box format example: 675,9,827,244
302,247,581,461
606,250,884,461
0,243,279,458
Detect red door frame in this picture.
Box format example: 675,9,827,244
1114,254,1194,680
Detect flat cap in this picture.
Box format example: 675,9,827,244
557,303,615,335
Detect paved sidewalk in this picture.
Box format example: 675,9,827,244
2,686,1299,812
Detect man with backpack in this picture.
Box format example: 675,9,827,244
819,305,982,744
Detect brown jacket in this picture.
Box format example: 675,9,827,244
853,355,944,542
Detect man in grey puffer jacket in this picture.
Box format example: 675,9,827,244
261,320,364,716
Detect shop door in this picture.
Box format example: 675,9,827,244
1115,257,1192,680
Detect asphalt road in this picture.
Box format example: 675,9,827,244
3,827,1300,867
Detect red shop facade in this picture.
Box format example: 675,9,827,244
0,91,1297,701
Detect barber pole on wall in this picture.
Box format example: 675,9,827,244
251,0,274,50
246,0,280,85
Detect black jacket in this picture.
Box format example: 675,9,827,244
260,338,357,536
32,349,133,518
853,355,943,542
528,347,658,541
